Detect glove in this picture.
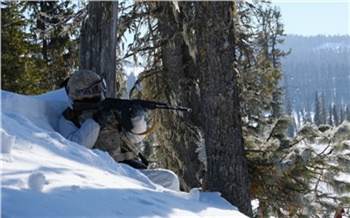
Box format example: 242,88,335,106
92,108,115,126
129,103,148,119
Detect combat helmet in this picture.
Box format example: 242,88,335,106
66,70,107,108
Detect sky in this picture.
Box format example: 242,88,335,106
271,1,350,36
0,89,247,217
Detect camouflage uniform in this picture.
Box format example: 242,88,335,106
74,109,142,163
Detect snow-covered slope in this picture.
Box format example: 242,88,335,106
1,89,247,217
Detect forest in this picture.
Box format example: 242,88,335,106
280,35,350,134
2,1,350,217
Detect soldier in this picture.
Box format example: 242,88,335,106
58,69,179,191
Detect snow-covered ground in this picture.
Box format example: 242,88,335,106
1,89,247,217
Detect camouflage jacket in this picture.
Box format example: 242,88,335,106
59,107,146,162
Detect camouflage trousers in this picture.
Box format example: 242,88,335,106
79,109,140,162
94,125,139,162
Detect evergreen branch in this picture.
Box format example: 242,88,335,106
276,130,306,152
313,166,324,194
265,118,280,142
122,44,162,60
129,69,162,98
245,149,266,153
317,142,333,159
32,4,87,39
117,10,151,42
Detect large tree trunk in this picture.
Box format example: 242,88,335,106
79,1,118,97
155,2,202,190
195,2,252,216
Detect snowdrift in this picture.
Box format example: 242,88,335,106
1,89,247,217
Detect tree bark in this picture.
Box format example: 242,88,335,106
79,1,118,97
156,2,202,190
195,2,252,216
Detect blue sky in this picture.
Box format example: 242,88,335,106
272,1,349,36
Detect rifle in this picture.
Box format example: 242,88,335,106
101,98,192,131
72,98,192,131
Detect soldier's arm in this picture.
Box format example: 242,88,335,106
125,115,147,143
59,116,100,149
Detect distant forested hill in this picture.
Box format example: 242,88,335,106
280,34,350,116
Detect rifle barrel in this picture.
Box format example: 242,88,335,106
155,104,192,112
103,98,191,112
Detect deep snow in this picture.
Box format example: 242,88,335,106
1,89,247,217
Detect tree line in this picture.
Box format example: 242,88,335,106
2,1,350,217
280,35,350,123
280,35,350,138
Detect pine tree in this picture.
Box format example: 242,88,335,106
314,92,321,125
321,92,327,125
148,1,203,190
333,104,339,126
118,1,203,190
304,100,313,125
195,2,252,216
2,1,83,94
256,4,290,118
329,104,334,126
297,122,350,216
28,1,80,91
284,76,296,137
1,1,39,94
340,106,346,124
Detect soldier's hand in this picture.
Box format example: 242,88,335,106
92,108,115,126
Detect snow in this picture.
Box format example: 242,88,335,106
1,89,247,217
313,42,350,51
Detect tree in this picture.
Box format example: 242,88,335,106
283,77,295,137
150,2,203,190
314,91,321,125
256,4,290,118
340,106,346,124
329,104,334,126
79,1,118,97
195,2,252,216
2,1,83,94
123,1,206,191
1,1,39,94
233,1,319,215
333,104,339,126
304,99,313,124
320,91,327,125
27,1,80,91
